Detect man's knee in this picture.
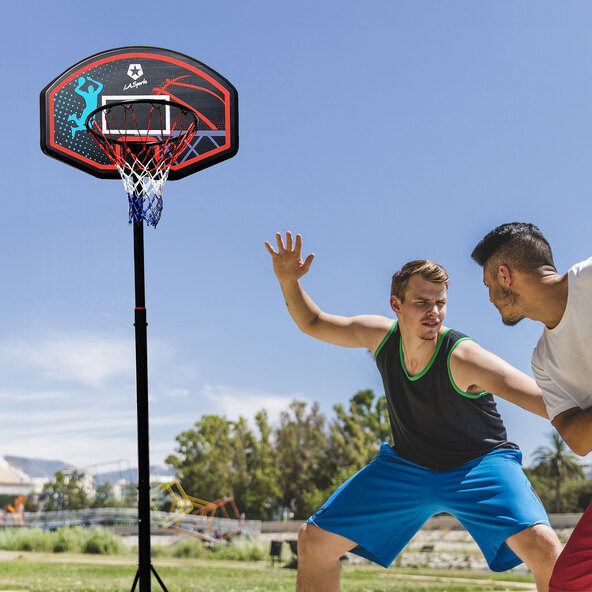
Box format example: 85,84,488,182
298,522,354,561
298,522,314,554
298,523,327,556
507,524,562,578
528,524,562,558
531,526,562,582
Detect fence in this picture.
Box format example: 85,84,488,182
2,507,261,541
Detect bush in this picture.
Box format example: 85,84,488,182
208,537,267,561
52,526,86,553
171,538,206,558
0,526,123,555
0,527,266,562
81,527,123,555
0,528,54,552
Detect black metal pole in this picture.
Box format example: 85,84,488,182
132,219,152,592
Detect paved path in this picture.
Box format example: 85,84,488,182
385,572,537,589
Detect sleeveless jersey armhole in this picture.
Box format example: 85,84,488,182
374,320,397,360
446,337,489,399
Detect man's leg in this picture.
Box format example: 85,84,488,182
505,524,562,592
296,522,356,592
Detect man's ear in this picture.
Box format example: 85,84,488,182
497,264,513,288
390,295,401,314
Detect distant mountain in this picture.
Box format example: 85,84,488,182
5,456,73,479
4,456,175,483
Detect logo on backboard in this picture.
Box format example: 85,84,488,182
127,64,143,80
124,64,148,91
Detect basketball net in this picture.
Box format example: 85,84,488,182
85,100,198,227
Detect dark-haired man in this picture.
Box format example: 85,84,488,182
266,231,560,592
472,222,592,592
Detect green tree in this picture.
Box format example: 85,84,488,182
328,390,390,483
40,470,90,511
244,410,281,520
532,431,585,513
166,413,281,520
91,481,117,508
166,415,236,502
300,390,391,517
560,479,592,513
274,400,329,519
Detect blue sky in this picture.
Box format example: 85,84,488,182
1,1,591,473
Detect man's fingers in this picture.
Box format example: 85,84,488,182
275,232,285,252
294,233,303,256
269,231,306,259
264,241,277,256
303,253,315,272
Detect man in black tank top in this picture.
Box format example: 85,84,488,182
265,232,561,592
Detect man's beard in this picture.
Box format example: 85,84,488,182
497,287,524,326
419,331,439,341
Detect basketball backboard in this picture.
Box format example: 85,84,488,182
40,46,238,180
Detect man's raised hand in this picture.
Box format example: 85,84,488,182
265,232,315,282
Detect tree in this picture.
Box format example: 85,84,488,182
165,413,281,520
532,431,585,513
166,415,236,502
560,479,592,513
244,410,281,520
328,390,390,483
40,470,90,511
165,392,393,520
91,481,117,508
274,400,329,519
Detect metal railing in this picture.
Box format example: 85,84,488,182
3,508,261,540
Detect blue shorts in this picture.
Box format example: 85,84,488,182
307,443,549,572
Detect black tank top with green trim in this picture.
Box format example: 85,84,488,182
374,321,518,471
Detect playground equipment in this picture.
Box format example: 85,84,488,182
6,495,24,524
151,481,245,542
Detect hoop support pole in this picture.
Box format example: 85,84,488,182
132,219,158,592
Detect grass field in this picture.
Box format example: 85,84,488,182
0,551,538,592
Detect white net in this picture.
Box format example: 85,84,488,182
85,99,198,227
117,154,171,228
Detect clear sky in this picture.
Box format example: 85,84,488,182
1,1,591,472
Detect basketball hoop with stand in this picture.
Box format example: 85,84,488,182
40,47,238,592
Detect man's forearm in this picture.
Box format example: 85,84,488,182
278,279,322,335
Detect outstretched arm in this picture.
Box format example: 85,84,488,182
265,232,392,353
448,340,548,418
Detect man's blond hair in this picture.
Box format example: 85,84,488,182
391,260,449,301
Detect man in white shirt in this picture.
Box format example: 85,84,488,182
472,222,592,592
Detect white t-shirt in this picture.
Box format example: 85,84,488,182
531,257,592,421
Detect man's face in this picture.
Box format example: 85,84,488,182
391,275,447,341
482,266,524,326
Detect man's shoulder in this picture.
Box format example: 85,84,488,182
440,328,481,364
444,326,469,337
373,319,398,359
570,257,592,281
443,327,472,344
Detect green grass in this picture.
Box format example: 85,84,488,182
0,552,536,592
